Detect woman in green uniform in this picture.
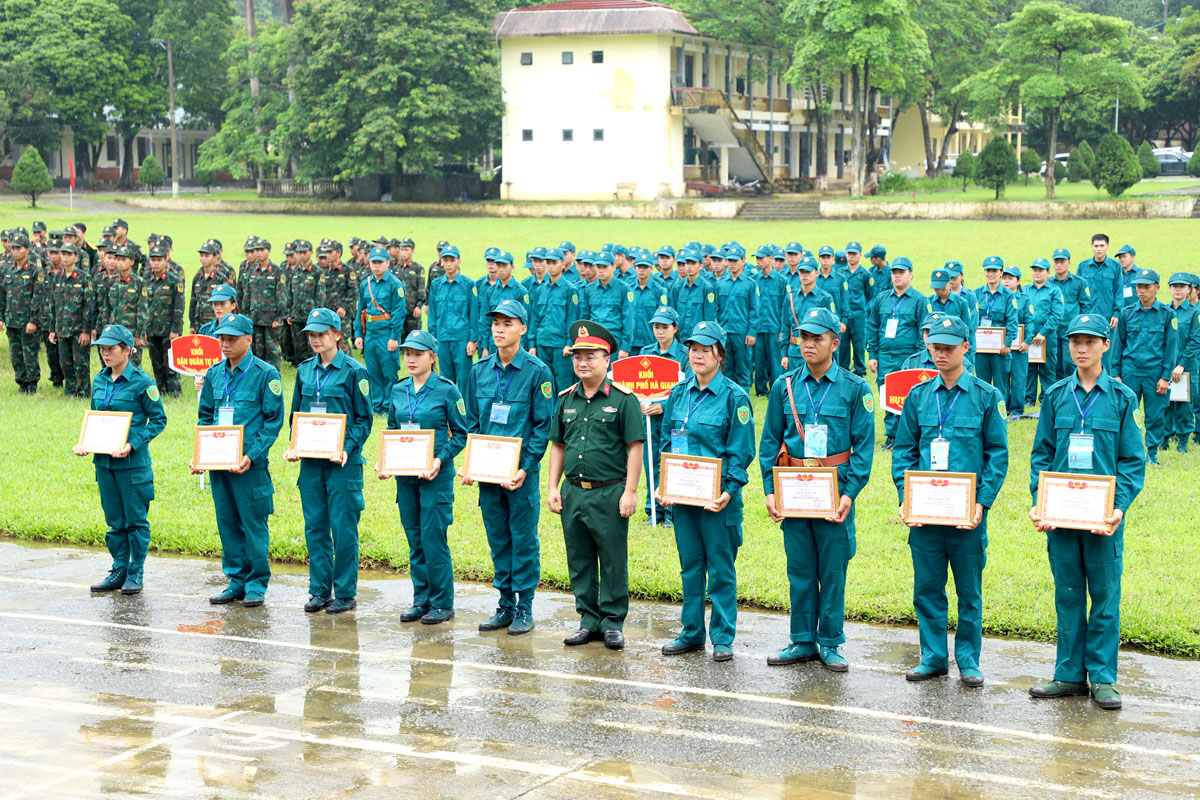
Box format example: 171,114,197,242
383,330,468,624
195,284,239,393
285,308,374,614
657,321,756,661
74,324,167,595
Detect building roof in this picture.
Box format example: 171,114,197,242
493,0,699,38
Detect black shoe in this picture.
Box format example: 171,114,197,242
304,595,332,613
661,638,705,656
1159,440,1171,451
209,587,244,605
400,606,429,622
905,665,949,682
507,609,535,636
603,630,625,650
881,437,894,452
326,598,356,614
242,594,264,608
564,628,597,646
420,608,455,625
90,568,127,593
479,608,516,631
119,572,143,595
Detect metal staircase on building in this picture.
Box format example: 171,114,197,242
671,88,772,184
735,198,822,221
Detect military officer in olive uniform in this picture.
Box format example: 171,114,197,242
244,238,290,369
1,233,46,393
191,241,227,333
287,240,327,366
322,242,359,353
394,237,427,339
547,321,645,650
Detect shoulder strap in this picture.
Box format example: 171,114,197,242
785,376,806,442
365,276,387,314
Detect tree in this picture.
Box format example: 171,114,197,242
1137,140,1160,178
0,60,59,155
138,154,165,195
148,0,236,129
11,147,53,207
1190,150,1200,177
1020,147,1042,185
959,2,1142,198
1054,159,1066,182
975,136,1018,198
1093,131,1142,196
194,165,216,192
952,150,976,190
1067,142,1092,181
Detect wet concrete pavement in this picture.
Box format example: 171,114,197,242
0,541,1197,799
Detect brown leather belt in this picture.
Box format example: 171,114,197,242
365,313,392,322
775,449,851,468
790,336,804,345
567,478,622,489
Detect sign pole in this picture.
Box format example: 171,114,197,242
645,411,656,526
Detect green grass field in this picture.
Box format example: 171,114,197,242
2,209,1198,657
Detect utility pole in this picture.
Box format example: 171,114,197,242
153,38,182,199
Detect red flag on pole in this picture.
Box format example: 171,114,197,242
68,155,75,189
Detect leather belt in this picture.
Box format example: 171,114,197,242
777,450,851,468
567,478,622,489
365,313,392,322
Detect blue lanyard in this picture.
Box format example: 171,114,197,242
890,293,906,317
101,376,124,410
683,387,709,425
314,363,334,401
804,376,833,424
406,382,431,423
494,365,516,403
1071,387,1102,434
935,386,962,437
983,291,998,315
224,356,252,405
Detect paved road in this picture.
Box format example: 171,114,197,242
0,540,1197,799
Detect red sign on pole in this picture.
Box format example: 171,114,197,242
169,334,223,376
610,355,685,400
882,368,938,415
68,155,75,189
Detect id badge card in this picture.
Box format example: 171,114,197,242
490,403,511,425
930,437,950,471
309,402,327,414
671,427,689,455
979,317,992,328
218,405,235,426
804,424,828,458
1123,286,1133,298
1068,433,1094,469
400,422,419,431
884,317,899,339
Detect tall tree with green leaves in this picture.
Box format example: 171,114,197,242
975,135,1017,198
1093,131,1142,196
0,60,59,155
149,0,237,129
959,2,1141,198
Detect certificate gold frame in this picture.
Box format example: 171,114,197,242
902,470,977,526
659,453,722,507
773,466,839,518
77,410,133,454
1015,324,1025,348
1028,339,1046,364
1035,471,1116,531
290,412,347,459
193,425,245,470
1169,372,1191,403
462,434,522,483
378,429,435,477
974,327,1005,354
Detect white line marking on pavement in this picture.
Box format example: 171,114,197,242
592,719,759,747
929,767,1117,799
70,656,199,676
2,611,1198,765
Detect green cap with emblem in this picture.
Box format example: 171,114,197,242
400,330,439,355
1131,268,1159,285
212,313,254,336
301,307,341,332
798,307,841,335
1065,314,1110,339
982,255,1005,269
925,315,971,345
684,321,727,347
93,325,135,348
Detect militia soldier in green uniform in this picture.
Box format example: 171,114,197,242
1166,273,1200,452
1110,269,1177,464
547,321,645,650
287,240,326,366
48,243,94,397
244,238,290,369
394,237,427,340
105,245,149,367
1,234,45,393
144,244,185,396
190,241,227,332
74,325,167,595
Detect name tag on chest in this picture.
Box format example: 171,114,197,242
218,405,235,426
804,424,828,458
1068,434,1094,469
671,427,689,455
490,403,511,425
930,437,950,471
884,318,899,339
309,402,327,414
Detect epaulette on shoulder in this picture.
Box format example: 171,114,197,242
612,382,633,394
558,383,577,396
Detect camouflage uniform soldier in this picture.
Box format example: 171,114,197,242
30,221,49,270
1,234,46,392
41,234,66,387
205,238,234,282
320,242,358,353
144,244,186,395
280,240,300,365
93,245,120,332
288,239,327,364
393,237,427,339
190,241,227,332
244,238,290,368
49,243,94,397
236,236,257,308
110,219,146,275
427,240,449,291
106,245,150,367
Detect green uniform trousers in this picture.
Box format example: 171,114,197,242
838,317,868,377
1168,386,1194,438
299,460,364,600
1124,372,1168,452
546,350,575,395
1046,527,1123,685
672,504,740,647
1025,341,1057,408
1006,350,1028,414
908,515,988,670
1191,369,1200,436
395,470,455,610
1052,335,1076,384
42,331,62,385
146,335,181,394
478,476,542,612
724,336,752,392
363,337,399,415
562,481,630,632
57,336,91,397
437,341,472,388
974,352,1009,395
753,333,781,394
6,326,39,388
643,416,669,522
251,324,283,369
95,464,154,576
210,468,274,596
782,513,855,647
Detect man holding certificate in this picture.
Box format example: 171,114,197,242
1028,313,1146,710
757,308,875,671
193,314,285,607
285,308,373,615
73,325,166,595
893,315,1009,687
972,255,1020,393
461,300,554,636
546,321,644,651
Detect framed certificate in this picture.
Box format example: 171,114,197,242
290,413,347,459
462,434,522,483
660,453,722,507
773,467,839,518
1028,339,1046,364
77,411,132,454
378,429,435,476
975,327,1005,354
902,470,977,527
1015,324,1025,348
1170,373,1191,403
1036,471,1116,531
193,426,244,470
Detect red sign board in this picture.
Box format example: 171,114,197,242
883,368,938,415
611,355,685,400
169,334,223,376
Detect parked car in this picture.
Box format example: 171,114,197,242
1152,147,1193,176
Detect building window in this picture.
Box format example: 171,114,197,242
562,51,573,64
591,50,604,64
520,52,532,66
562,129,573,142
136,137,149,165
104,135,118,163
522,129,533,142
593,129,604,141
